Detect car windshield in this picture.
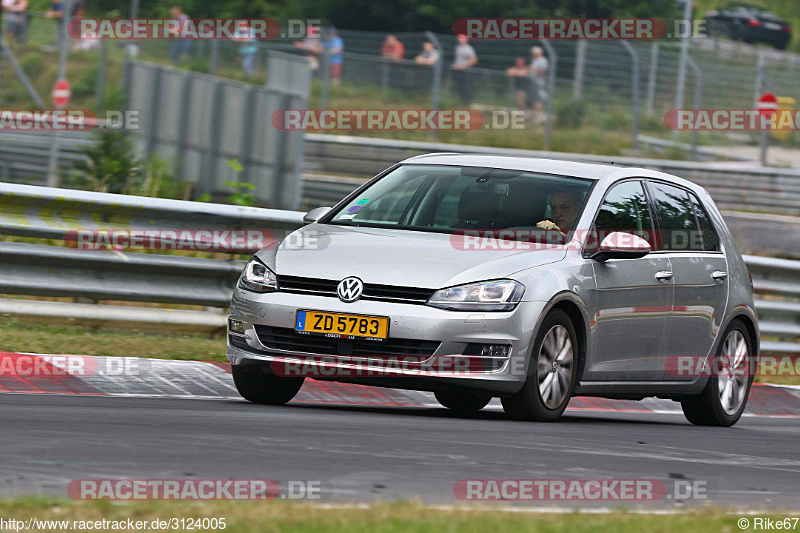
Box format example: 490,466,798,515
326,164,594,238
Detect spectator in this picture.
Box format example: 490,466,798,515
506,57,529,112
380,34,405,92
233,20,259,77
451,34,477,106
414,41,440,66
3,0,29,44
294,25,322,72
529,45,549,120
168,6,191,65
381,34,404,61
44,0,86,47
323,28,344,85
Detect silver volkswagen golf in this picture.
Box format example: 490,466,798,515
227,155,759,426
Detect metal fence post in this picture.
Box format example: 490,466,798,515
238,86,256,186
672,0,693,141
320,30,330,110
272,93,292,209
175,72,193,182
381,58,389,93
199,79,224,196
46,0,73,188
96,39,107,109
621,41,640,150
210,39,218,76
425,31,443,113
121,60,133,104
754,58,775,167
646,42,659,118
686,56,702,160
753,52,764,107
144,67,163,160
572,40,586,100
539,40,556,147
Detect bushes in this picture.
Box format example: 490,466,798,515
19,52,44,79
555,98,588,129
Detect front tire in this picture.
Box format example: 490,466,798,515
502,309,578,422
232,366,304,405
434,390,492,412
680,320,755,427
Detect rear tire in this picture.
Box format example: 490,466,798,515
232,366,304,405
681,320,755,427
434,390,492,412
502,309,578,422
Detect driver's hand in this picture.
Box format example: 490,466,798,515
536,220,561,232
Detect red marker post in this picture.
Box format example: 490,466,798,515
757,91,778,166
52,78,71,108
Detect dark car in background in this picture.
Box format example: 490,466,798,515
703,3,792,49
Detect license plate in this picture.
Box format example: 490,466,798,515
765,22,781,30
295,310,389,340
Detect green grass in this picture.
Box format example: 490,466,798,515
0,499,792,532
0,319,227,361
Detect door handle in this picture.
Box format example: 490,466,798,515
655,271,673,283
712,270,728,282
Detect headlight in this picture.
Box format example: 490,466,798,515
427,280,525,311
238,257,277,293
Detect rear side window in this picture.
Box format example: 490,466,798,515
647,182,703,251
690,194,721,251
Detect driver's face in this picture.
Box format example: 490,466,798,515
550,192,578,230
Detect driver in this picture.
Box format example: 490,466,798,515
536,190,581,235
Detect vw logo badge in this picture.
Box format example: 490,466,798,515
337,277,364,303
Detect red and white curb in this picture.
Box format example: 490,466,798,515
1,352,800,417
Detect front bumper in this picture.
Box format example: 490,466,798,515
226,287,548,394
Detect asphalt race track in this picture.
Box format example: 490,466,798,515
724,211,800,259
1,356,799,509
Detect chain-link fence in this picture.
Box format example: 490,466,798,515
4,14,800,161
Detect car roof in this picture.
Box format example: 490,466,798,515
400,153,704,192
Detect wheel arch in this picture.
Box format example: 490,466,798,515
538,292,591,382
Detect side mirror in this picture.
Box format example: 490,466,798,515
303,206,332,224
590,232,651,262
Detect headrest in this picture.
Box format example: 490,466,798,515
458,189,503,226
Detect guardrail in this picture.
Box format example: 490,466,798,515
0,184,797,351
745,255,800,354
303,134,800,215
0,183,305,332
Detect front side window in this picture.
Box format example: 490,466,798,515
589,180,655,251
326,164,593,238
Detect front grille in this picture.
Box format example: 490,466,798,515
277,275,436,305
254,325,440,358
